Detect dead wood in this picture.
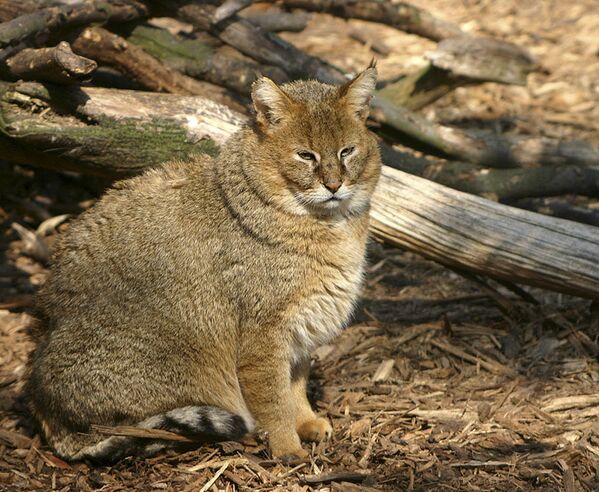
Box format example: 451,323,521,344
370,165,599,301
378,36,536,111
244,11,312,33
212,0,254,24
381,150,599,200
0,0,147,53
375,101,599,168
301,471,370,485
150,2,579,169
176,2,345,84
348,29,391,56
2,41,96,83
69,25,245,111
378,65,468,111
511,198,599,227
2,82,599,301
0,82,242,174
427,36,537,86
124,24,287,95
272,0,463,41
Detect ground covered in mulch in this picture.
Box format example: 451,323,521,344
1,1,599,491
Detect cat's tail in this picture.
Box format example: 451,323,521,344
47,406,252,463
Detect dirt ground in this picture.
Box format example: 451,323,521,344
1,1,598,491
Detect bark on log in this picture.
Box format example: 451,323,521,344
69,26,245,112
370,166,599,301
426,36,536,86
273,0,463,41
2,82,599,301
212,0,254,24
2,41,96,83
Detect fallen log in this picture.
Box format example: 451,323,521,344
374,99,599,168
2,82,598,301
370,166,599,301
0,82,240,174
272,0,463,41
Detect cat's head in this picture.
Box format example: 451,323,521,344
248,65,381,217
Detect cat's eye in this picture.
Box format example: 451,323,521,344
340,146,355,158
298,151,316,161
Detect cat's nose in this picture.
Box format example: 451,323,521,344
324,179,342,193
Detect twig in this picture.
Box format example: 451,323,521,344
199,461,229,492
91,424,194,442
430,339,514,375
301,471,371,485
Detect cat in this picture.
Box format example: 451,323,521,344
27,64,382,462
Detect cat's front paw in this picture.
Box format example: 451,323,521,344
297,417,333,442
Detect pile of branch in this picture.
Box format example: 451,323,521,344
1,0,598,301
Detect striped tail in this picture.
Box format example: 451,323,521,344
55,406,251,463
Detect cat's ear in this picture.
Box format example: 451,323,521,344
339,62,377,120
251,77,292,129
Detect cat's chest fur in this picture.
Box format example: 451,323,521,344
289,231,366,362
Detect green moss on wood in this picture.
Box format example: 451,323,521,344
0,88,219,175
126,25,213,77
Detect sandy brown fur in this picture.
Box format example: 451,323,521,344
28,67,381,461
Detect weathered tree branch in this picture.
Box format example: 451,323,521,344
212,0,254,24
2,41,96,83
272,0,463,41
69,25,245,112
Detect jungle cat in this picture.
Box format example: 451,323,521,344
28,65,382,462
